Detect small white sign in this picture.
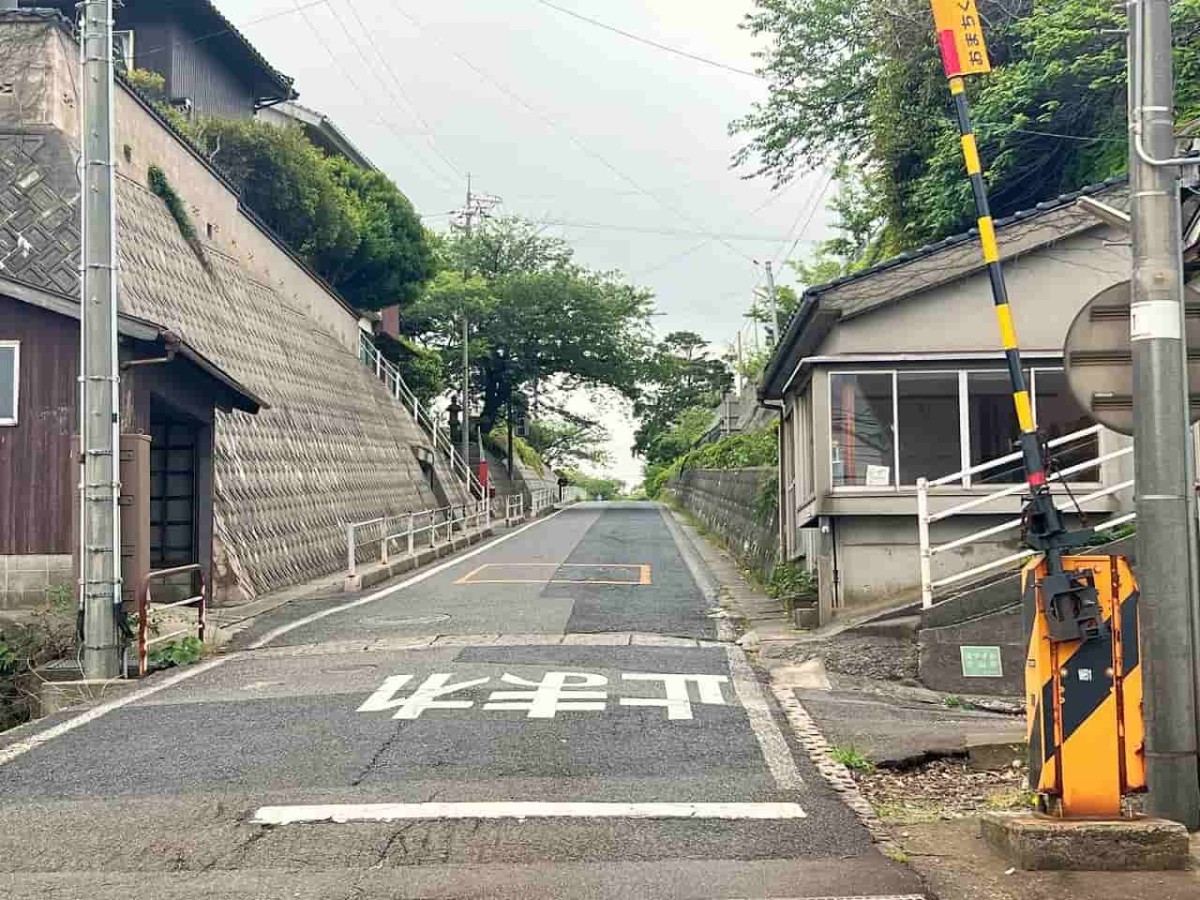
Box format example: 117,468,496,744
864,464,891,487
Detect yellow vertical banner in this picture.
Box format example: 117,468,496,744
930,0,992,78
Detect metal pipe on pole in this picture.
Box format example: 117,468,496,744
79,0,122,679
1127,0,1200,829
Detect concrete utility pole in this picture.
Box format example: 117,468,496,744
455,176,502,485
1128,0,1200,828
764,261,779,346
79,0,122,679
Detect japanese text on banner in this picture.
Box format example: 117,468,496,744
931,0,991,77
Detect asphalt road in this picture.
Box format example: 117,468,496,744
0,502,923,899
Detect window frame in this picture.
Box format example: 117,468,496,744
0,340,19,426
828,363,1099,493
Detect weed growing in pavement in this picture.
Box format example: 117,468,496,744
147,636,204,670
984,788,1037,810
942,695,975,710
831,746,876,773
882,846,910,864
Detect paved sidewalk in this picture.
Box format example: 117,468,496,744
668,509,1200,898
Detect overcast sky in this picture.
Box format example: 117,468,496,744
230,0,833,485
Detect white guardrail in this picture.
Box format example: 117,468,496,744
359,331,485,498
347,499,490,580
346,489,558,579
917,424,1135,608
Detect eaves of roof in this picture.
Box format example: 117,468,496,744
0,274,267,414
759,175,1130,400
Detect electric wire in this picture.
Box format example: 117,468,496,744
336,0,465,181
286,0,458,191
531,0,761,79
386,3,757,266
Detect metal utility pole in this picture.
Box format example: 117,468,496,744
79,0,122,679
1128,0,1200,828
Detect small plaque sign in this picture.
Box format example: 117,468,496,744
960,645,1003,678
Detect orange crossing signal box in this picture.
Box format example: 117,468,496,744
1022,555,1146,817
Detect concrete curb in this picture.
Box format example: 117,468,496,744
663,503,902,851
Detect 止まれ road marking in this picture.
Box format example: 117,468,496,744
356,671,731,720
453,563,652,585
252,801,807,825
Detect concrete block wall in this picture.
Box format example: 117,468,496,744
666,467,780,583
0,555,72,611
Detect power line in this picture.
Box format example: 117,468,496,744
525,218,816,241
531,0,761,79
772,171,836,270
336,0,465,180
630,179,806,279
286,0,458,190
387,4,757,266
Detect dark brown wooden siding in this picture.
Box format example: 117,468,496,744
0,295,77,554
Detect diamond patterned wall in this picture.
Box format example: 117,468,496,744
0,128,468,602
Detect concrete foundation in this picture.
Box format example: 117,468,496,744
980,812,1191,871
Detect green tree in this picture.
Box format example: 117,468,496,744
406,218,654,436
633,331,732,461
734,1,1200,258
182,118,434,310
563,468,624,501
524,412,611,470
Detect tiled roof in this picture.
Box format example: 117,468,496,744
760,175,1129,395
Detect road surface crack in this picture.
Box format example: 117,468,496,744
350,721,404,786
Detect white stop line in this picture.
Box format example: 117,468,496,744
253,802,807,825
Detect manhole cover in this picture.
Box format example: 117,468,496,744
359,613,451,627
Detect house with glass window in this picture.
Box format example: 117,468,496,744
759,177,1153,623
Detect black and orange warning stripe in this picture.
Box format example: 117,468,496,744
948,76,1047,490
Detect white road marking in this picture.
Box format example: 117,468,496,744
252,801,807,825
619,673,729,720
724,644,805,790
0,657,230,768
247,508,567,650
0,512,568,769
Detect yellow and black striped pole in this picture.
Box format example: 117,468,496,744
948,76,1048,491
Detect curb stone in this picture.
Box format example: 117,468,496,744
662,505,903,852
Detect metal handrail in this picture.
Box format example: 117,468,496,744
358,331,485,498
346,497,493,578
926,424,1105,488
137,563,205,677
917,430,1136,608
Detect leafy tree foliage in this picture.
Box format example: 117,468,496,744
734,1,1200,261
178,116,434,310
524,413,611,470
633,331,733,464
562,468,624,501
405,218,654,436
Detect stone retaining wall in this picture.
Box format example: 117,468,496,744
666,467,780,582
